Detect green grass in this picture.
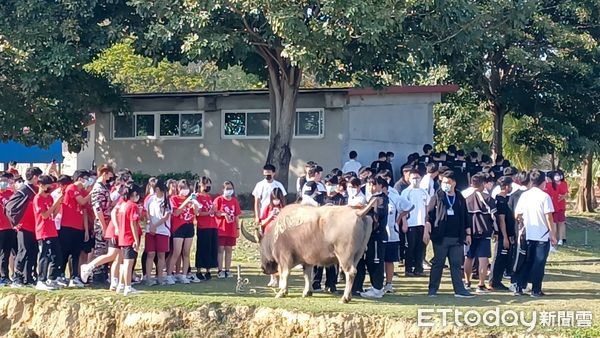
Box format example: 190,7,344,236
2,214,600,336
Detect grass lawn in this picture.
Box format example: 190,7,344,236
3,213,600,336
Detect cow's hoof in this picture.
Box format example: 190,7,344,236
302,291,313,298
275,290,287,298
339,296,351,304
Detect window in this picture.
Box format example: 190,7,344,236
295,110,324,138
112,112,203,139
223,111,270,138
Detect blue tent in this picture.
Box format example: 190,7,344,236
0,141,64,163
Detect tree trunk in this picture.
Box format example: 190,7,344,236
491,104,504,161
576,153,595,213
263,54,302,192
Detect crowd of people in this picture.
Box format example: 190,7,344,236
0,144,568,300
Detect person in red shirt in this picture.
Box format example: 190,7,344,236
58,169,93,287
7,161,19,178
194,176,218,281
33,175,64,291
12,167,42,287
259,188,286,287
0,172,14,204
116,183,142,296
166,179,197,284
214,181,241,279
545,170,569,246
0,172,15,286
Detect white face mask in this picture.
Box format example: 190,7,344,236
347,187,357,197
326,185,336,194
180,189,190,197
554,175,561,182
272,199,281,206
224,189,234,197
410,178,420,187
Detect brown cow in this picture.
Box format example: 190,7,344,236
242,199,376,303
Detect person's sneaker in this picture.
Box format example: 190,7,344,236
144,278,158,286
109,278,118,291
405,272,416,277
464,282,471,289
428,292,437,298
217,271,226,279
513,288,524,296
549,246,557,253
35,281,56,291
115,283,125,294
562,239,567,246
326,286,339,294
312,284,323,292
557,239,563,246
530,292,544,298
204,272,212,280
491,283,510,292
414,271,428,277
10,280,24,288
80,263,94,283
0,277,8,287
352,290,362,297
56,277,69,287
177,274,190,284
164,275,176,285
455,292,475,298
360,287,384,299
476,285,491,294
508,283,517,292
47,279,61,289
383,283,394,294
123,286,140,296
225,270,233,278
69,277,85,288
132,275,142,285
196,273,207,281
187,274,202,283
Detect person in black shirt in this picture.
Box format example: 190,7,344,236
491,155,505,179
353,176,389,299
446,145,457,163
323,175,345,206
490,176,515,291
508,171,530,290
425,170,474,298
394,166,413,193
452,150,468,191
371,152,393,177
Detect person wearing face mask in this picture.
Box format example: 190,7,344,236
296,161,317,193
81,165,115,285
33,175,64,291
347,178,367,208
167,179,197,284
300,181,321,207
394,166,413,194
115,183,143,296
0,172,14,205
194,176,218,281
420,163,439,203
260,188,286,287
426,170,474,298
490,176,515,291
253,164,288,228
544,170,568,247
141,180,172,286
0,172,15,287
400,170,429,277
214,181,241,279
323,175,344,206
57,169,92,288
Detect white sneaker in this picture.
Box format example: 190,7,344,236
550,246,557,253
557,240,563,246
187,274,202,283
115,283,125,294
360,287,385,299
177,274,190,284
509,283,517,293
109,278,118,291
144,277,158,286
35,281,57,291
217,271,226,279
383,283,394,294
124,286,139,296
80,263,94,283
68,277,85,288
56,277,69,287
165,275,176,285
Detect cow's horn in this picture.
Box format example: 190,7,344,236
356,197,378,218
240,221,259,243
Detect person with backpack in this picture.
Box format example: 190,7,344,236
8,167,43,287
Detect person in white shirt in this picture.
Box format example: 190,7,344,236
514,169,557,297
342,151,362,175
296,161,316,192
252,164,287,225
346,178,367,208
300,181,320,207
400,169,429,276
383,182,412,293
300,166,326,198
144,180,172,285
419,163,438,202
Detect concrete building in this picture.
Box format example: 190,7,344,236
93,85,458,192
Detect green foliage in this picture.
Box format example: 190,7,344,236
84,39,263,93
131,171,200,187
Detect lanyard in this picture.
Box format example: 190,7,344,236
446,194,456,209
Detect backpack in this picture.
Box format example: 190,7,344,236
5,184,36,227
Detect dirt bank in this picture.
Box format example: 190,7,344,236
0,293,551,338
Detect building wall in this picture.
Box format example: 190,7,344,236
62,124,96,175
94,93,346,193
344,93,438,180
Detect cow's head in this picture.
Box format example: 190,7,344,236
241,221,279,275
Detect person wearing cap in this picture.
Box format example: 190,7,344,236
342,151,362,175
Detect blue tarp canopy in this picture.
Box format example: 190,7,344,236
0,141,64,163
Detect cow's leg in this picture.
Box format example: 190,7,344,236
276,267,290,298
302,264,314,297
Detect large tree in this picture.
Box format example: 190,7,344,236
124,0,480,189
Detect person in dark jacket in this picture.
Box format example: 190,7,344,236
425,170,474,298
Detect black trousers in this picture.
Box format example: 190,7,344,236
38,238,62,282
59,227,83,279
406,226,425,274
398,232,407,261
490,232,510,287
313,265,338,289
0,229,15,279
13,230,38,284
352,236,386,291
428,237,466,294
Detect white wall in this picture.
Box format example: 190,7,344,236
61,124,96,175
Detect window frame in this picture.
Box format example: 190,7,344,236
111,111,204,140
221,109,272,140
294,108,325,139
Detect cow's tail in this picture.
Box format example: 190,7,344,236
355,198,378,218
